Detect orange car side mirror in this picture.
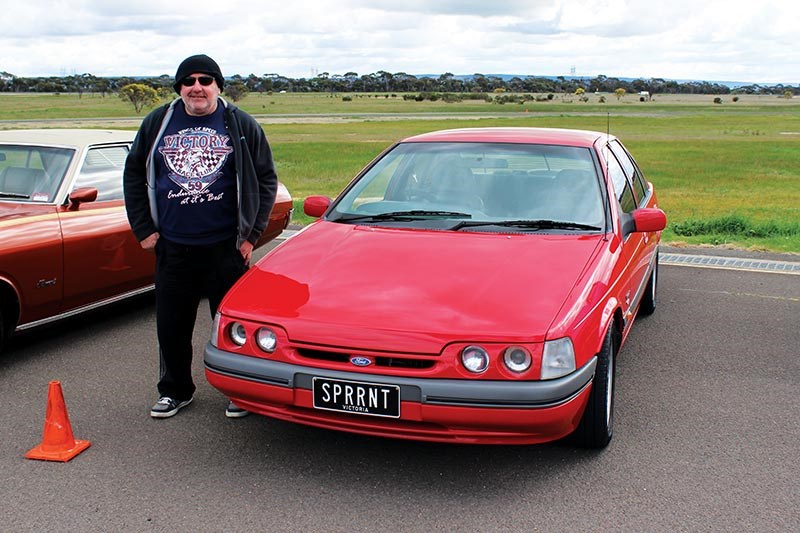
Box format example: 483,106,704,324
67,187,98,210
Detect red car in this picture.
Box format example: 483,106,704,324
0,129,293,354
205,127,666,447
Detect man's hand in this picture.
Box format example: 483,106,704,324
140,232,159,251
240,240,254,265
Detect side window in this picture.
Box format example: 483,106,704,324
606,150,636,214
72,145,130,202
609,141,648,205
631,171,647,204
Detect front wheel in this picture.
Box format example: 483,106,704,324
572,326,616,448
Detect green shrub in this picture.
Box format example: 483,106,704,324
672,214,799,238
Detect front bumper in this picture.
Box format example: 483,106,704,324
205,343,597,444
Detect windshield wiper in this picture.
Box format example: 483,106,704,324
337,210,473,222
0,192,30,199
451,219,601,231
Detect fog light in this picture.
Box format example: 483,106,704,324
461,345,489,373
256,327,278,353
230,322,247,346
503,346,532,373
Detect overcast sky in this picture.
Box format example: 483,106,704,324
3,0,796,84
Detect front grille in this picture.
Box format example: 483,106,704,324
297,348,436,369
375,357,434,369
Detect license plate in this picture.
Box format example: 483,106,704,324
312,377,400,418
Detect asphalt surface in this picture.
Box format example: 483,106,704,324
1,243,798,532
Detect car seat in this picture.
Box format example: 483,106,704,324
0,167,48,199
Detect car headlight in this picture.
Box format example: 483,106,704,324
503,346,532,373
256,327,278,353
461,345,489,373
229,322,247,346
211,313,221,347
541,337,576,379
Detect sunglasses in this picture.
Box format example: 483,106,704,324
180,75,215,87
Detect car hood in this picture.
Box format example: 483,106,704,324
226,222,603,353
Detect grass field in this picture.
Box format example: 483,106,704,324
2,92,799,253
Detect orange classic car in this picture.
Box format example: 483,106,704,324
0,129,292,354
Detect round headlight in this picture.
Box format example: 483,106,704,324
503,346,532,373
461,345,489,373
229,322,247,346
256,327,278,353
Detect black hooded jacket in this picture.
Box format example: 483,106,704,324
123,97,278,248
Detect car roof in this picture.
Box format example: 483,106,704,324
0,129,135,148
401,127,612,147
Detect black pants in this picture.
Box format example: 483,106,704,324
154,237,247,401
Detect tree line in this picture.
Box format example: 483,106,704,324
0,70,796,97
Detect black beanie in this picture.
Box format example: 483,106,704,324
173,54,224,93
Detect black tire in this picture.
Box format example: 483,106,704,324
573,326,616,449
639,251,658,316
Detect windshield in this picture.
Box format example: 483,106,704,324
0,145,74,202
329,142,607,232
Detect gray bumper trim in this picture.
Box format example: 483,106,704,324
204,343,597,408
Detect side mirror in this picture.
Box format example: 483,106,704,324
622,208,667,236
303,195,332,218
67,187,98,210
633,208,667,232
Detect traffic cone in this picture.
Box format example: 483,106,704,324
25,380,91,462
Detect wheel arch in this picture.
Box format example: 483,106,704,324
595,297,624,354
0,276,21,337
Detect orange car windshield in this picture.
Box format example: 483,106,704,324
0,145,74,202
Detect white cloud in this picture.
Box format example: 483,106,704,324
1,0,796,84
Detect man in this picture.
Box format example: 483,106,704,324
123,54,278,419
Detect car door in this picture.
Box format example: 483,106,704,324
59,143,154,312
606,140,656,318
604,144,643,322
